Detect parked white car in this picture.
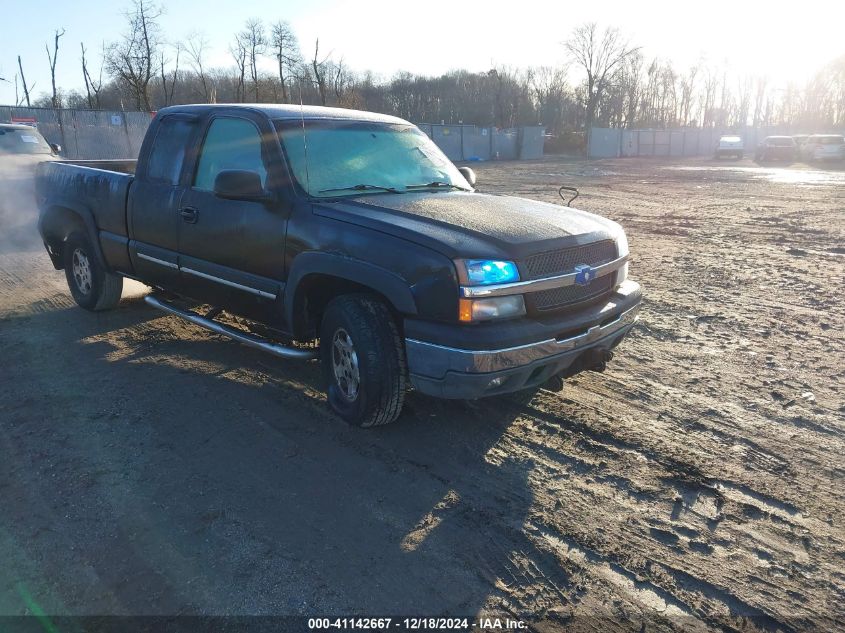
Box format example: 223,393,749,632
714,135,744,159
801,134,845,162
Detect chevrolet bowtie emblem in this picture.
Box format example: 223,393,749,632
574,264,594,286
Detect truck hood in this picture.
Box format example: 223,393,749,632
313,191,623,260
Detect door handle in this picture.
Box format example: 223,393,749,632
180,207,198,223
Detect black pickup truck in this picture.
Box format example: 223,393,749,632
36,104,641,427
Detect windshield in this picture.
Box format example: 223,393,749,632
816,135,844,145
274,119,470,197
767,137,794,146
0,127,53,155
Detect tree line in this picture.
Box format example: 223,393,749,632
6,1,845,148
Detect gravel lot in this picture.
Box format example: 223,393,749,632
1,156,843,631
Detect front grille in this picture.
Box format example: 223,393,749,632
521,240,618,312
522,240,617,280
532,275,614,310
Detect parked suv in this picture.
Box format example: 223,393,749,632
714,135,744,159
755,136,796,162
801,135,845,162
36,105,641,427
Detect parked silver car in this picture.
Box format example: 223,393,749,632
800,134,845,162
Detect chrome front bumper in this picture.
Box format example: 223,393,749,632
405,281,641,399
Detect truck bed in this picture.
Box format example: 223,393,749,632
36,159,135,241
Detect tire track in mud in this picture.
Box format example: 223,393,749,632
480,395,832,631
363,389,794,629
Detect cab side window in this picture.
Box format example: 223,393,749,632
193,118,267,191
146,117,195,185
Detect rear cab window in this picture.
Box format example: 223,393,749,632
146,117,196,185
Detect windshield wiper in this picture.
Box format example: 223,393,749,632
318,183,403,194
405,181,472,192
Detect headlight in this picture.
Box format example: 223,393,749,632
459,296,526,322
456,259,519,286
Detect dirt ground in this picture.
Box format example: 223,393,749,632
1,156,843,631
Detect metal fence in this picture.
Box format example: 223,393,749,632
0,106,152,159
414,124,544,161
589,126,843,159
1,105,545,161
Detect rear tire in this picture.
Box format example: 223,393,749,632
319,295,406,427
63,232,123,311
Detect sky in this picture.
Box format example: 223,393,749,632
1,0,843,105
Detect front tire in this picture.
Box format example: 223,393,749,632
319,295,406,427
63,232,123,311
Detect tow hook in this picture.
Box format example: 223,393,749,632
584,348,613,372
557,348,615,381
544,374,564,392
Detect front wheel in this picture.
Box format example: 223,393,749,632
63,232,123,311
319,295,407,427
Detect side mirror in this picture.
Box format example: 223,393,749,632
214,170,268,201
457,166,476,188
49,143,62,155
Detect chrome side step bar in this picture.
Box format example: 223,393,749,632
144,295,317,360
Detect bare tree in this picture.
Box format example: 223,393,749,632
735,75,752,127
621,53,643,127
159,43,181,106
271,20,301,103
186,32,212,102
827,55,845,126
230,33,248,102
312,38,329,106
43,30,68,148
528,65,571,132
80,43,105,109
106,0,162,110
237,19,266,101
45,28,66,108
332,58,349,104
564,23,639,141
700,66,719,127
678,63,699,126
751,76,769,127
81,43,94,108
717,67,730,127
17,56,33,107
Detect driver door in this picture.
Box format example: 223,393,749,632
178,114,289,319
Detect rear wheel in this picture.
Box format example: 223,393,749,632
319,295,406,427
63,232,123,311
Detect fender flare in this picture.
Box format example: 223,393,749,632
40,198,106,269
284,252,418,329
